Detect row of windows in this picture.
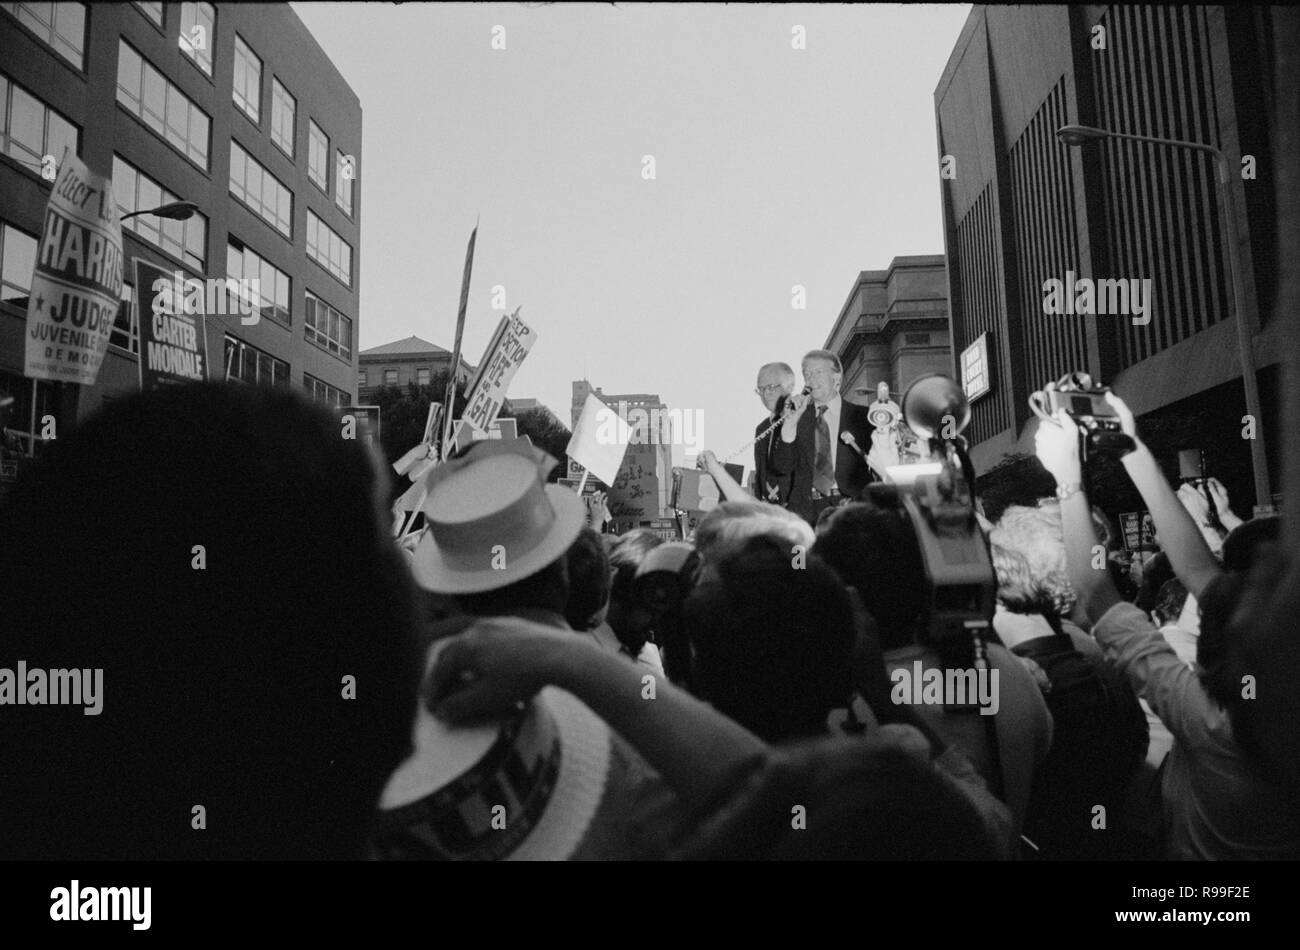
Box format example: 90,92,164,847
116,39,210,169
358,368,434,388
0,71,79,175
1,2,86,69
113,155,208,270
304,373,350,407
224,334,288,387
6,3,356,234
230,139,292,238
304,291,353,360
226,239,290,328
306,210,352,287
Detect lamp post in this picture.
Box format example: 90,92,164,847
120,200,198,222
1056,123,1272,511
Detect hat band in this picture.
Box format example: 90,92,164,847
431,485,557,574
370,703,562,860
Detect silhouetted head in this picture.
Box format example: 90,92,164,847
0,383,423,859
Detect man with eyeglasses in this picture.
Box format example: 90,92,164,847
752,362,796,506
771,350,875,526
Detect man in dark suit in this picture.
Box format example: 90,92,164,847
770,350,876,526
752,362,796,506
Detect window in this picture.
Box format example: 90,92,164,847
109,281,139,354
303,290,352,360
335,151,353,216
357,369,367,387
0,220,38,304
223,335,288,387
133,1,161,26
232,34,261,123
307,119,328,192
226,238,290,327
270,78,295,158
0,73,79,175
416,368,430,387
113,156,207,269
178,2,215,76
116,40,210,169
1,3,87,70
306,210,351,286
384,369,397,386
304,373,349,407
229,140,292,238
0,369,62,459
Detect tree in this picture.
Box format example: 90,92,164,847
368,373,572,488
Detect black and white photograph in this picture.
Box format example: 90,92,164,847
0,0,1297,932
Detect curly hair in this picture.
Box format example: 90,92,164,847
989,503,1078,619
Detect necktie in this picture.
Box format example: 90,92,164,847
814,405,835,495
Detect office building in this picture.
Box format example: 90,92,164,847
935,5,1284,505
1,2,361,491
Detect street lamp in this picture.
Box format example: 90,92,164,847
1056,123,1272,511
120,200,198,222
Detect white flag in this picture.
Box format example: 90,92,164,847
566,392,632,487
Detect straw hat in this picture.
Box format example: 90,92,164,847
411,440,585,594
371,640,613,861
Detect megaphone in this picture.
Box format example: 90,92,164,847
901,374,970,441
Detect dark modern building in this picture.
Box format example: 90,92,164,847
1,2,360,486
356,335,474,402
822,255,953,403
936,5,1285,507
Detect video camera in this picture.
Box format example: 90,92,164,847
631,541,701,687
864,374,996,685
1030,371,1136,461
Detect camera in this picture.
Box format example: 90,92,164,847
865,374,996,696
631,541,700,613
632,541,701,687
1030,371,1136,460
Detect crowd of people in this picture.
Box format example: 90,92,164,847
0,363,1297,861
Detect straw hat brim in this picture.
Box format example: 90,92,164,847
411,484,587,594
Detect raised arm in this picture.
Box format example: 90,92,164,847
1034,408,1123,622
1106,391,1223,599
428,618,768,811
699,450,754,502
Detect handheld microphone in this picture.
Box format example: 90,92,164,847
841,430,868,463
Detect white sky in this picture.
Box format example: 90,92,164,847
293,1,971,471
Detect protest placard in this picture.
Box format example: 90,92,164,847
134,259,208,390
457,310,536,447
24,149,124,385
1118,511,1156,551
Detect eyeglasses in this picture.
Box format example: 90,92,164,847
755,384,788,394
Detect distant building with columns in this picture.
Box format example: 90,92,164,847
822,255,952,404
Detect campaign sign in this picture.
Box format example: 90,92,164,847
461,311,536,436
1119,511,1156,551
135,259,208,390
24,149,124,384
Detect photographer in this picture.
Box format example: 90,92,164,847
1034,390,1300,859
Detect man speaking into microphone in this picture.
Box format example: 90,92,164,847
770,350,875,526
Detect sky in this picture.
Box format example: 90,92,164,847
292,1,971,476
